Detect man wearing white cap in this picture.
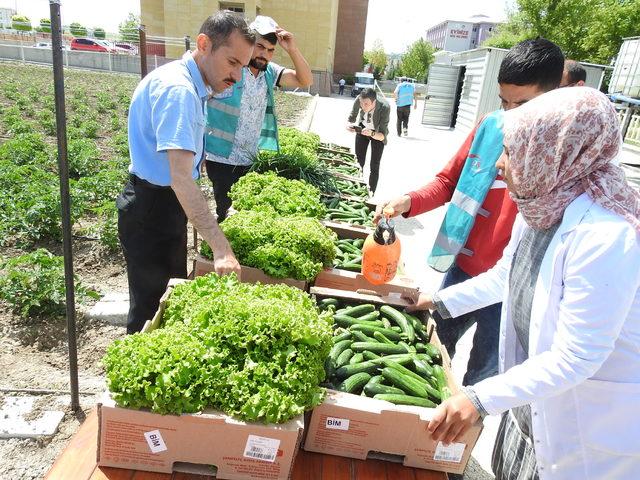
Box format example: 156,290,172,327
204,14,313,222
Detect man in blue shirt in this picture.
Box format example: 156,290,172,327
393,77,417,137
117,11,255,333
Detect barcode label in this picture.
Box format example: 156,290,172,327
433,441,465,463
144,429,167,454
243,435,280,463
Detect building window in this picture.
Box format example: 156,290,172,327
219,2,244,13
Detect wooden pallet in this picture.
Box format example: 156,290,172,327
45,409,448,480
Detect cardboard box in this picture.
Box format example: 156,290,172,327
97,394,304,479
192,255,308,291
313,269,418,300
303,290,483,475
321,220,373,239
109,280,305,479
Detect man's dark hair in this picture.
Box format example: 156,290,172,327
497,38,564,91
565,59,587,84
260,32,278,46
199,10,255,50
360,88,377,102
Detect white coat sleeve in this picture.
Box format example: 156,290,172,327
435,216,525,319
473,222,640,415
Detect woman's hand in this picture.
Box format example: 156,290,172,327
428,393,480,444
403,292,434,312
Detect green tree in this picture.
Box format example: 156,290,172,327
119,13,140,42
69,22,88,37
363,39,387,80
399,38,435,82
482,0,640,64
93,27,106,39
12,15,32,31
39,18,51,33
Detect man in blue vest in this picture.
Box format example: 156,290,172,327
117,12,254,333
393,77,417,137
204,15,313,222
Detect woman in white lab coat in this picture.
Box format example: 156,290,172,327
410,87,640,479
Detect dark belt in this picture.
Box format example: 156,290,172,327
130,174,172,190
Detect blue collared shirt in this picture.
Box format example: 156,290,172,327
127,51,209,186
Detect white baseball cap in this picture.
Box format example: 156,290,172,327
250,15,278,36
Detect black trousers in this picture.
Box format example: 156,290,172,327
397,106,411,135
205,161,252,222
355,133,385,193
117,176,187,334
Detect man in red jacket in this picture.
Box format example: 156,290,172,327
375,39,565,386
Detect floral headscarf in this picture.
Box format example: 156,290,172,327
502,87,640,232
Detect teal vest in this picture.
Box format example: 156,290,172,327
396,83,414,107
205,65,279,158
427,110,505,272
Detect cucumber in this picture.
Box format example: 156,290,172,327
373,394,436,408
415,342,427,353
349,352,364,364
380,305,415,343
362,350,381,361
413,358,434,379
355,311,380,322
373,331,394,345
365,383,405,397
381,317,392,329
332,331,352,343
381,367,428,398
334,314,384,328
328,339,352,364
398,341,416,353
349,324,402,342
352,331,377,343
336,348,354,368
341,304,376,317
390,326,402,333
424,344,442,364
335,360,379,379
384,360,442,401
337,372,373,394
320,298,340,308
403,312,431,343
432,364,448,390
351,342,407,355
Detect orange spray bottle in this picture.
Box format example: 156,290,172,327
361,207,401,285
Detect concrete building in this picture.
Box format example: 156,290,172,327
140,0,368,88
0,7,16,29
425,14,500,52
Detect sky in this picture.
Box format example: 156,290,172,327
0,0,140,33
1,0,511,52
365,0,512,53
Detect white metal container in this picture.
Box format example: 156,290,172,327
610,37,640,98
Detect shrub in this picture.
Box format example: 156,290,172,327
0,249,97,317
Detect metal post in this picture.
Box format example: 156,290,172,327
184,35,190,52
139,24,148,78
49,0,80,412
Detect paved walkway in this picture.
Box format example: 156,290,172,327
310,94,498,479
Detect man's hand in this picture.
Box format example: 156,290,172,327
427,393,480,444
275,27,296,53
373,195,412,224
346,124,356,132
212,242,241,276
403,292,434,312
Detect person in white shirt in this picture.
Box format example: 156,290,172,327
408,87,640,479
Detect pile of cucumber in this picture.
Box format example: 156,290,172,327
335,179,368,199
324,197,373,226
319,143,352,154
318,299,451,408
329,163,361,176
333,238,364,271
